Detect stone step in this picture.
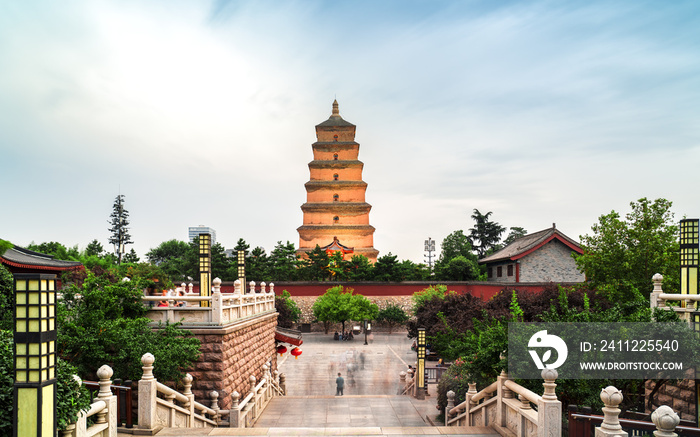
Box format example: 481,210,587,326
152,425,499,436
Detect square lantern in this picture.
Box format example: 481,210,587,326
199,233,211,307
237,249,246,294
13,273,57,437
416,327,426,399
680,219,699,331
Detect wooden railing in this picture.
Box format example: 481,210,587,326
143,278,276,327
445,369,561,436
61,366,118,437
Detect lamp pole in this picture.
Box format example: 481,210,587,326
364,320,368,345
424,238,435,271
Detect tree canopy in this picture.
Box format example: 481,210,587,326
575,197,679,302
468,209,505,258
312,286,378,333
108,194,133,264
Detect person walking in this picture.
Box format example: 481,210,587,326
335,372,344,396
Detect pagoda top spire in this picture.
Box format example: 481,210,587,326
316,99,355,128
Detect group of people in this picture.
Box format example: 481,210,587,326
145,287,187,307
333,331,354,341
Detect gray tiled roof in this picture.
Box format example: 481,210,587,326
479,226,581,264
316,115,356,128
1,246,83,269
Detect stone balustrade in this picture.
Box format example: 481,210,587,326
136,353,285,432
229,363,284,428
592,385,683,437
144,278,276,327
650,273,700,326
445,368,561,437
62,366,118,437
138,353,225,432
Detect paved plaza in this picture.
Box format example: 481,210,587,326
153,332,497,436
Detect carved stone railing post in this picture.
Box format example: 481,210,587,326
234,279,242,295
249,375,257,418
182,373,194,426
279,373,286,395
651,405,680,437
188,282,193,295
95,365,117,424
399,371,406,389
212,277,223,325
249,281,256,295
538,369,561,437
138,353,157,431
269,282,275,295
260,281,266,294
496,366,511,428
230,391,241,428
210,391,220,424
650,273,664,310
595,386,627,437
445,390,455,425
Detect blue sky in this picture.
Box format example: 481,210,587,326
1,0,699,264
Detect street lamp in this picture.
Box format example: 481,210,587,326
13,273,58,437
198,233,211,307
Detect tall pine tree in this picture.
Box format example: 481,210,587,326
108,194,133,264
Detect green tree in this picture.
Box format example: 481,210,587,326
503,227,528,245
347,255,373,281
210,242,231,278
269,241,299,281
146,240,195,281
0,240,11,255
276,290,301,328
435,255,479,281
376,303,409,333
434,231,481,280
108,194,133,264
312,286,378,334
373,253,401,281
85,239,105,257
27,241,80,261
122,248,140,263
247,247,270,281
302,245,330,281
575,197,679,302
468,209,505,258
58,272,200,381
0,265,12,331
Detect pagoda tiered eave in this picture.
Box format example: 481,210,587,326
300,202,372,213
304,180,368,190
308,160,364,169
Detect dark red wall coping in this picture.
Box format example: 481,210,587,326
189,281,577,301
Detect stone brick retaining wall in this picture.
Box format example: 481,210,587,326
646,376,696,422
188,312,278,411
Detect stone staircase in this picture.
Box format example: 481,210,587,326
153,425,499,436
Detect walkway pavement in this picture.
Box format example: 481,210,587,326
153,332,498,436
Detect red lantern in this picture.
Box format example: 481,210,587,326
277,345,287,356
291,347,302,360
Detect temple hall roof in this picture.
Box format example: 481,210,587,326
478,225,583,264
1,245,84,272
